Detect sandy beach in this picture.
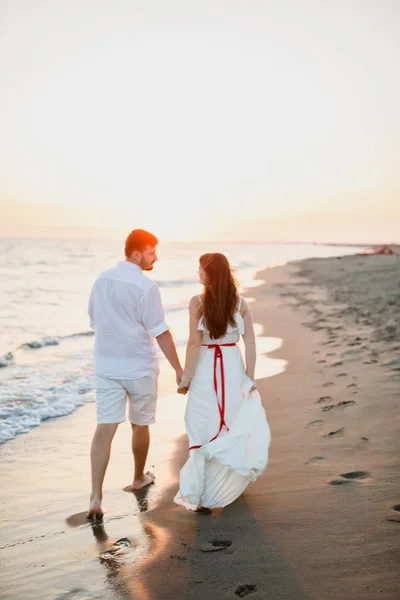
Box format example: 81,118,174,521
1,252,400,600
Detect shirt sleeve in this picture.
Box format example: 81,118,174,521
88,287,95,329
141,284,170,338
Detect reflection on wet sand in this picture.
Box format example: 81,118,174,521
65,484,165,600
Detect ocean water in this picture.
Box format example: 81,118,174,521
0,238,363,444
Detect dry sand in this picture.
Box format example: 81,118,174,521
1,253,399,599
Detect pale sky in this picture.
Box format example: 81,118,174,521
0,0,399,243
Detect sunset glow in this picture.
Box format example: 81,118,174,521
1,1,399,243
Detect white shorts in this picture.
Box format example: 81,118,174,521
95,374,158,425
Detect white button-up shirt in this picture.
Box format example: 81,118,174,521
89,261,169,379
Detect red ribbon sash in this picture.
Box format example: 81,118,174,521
189,343,236,451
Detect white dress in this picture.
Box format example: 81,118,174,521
174,300,271,510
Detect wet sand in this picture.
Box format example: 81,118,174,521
1,254,400,599
138,255,400,600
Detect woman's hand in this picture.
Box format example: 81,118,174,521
175,367,184,386
177,386,189,395
250,384,257,393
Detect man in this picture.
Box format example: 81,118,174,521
87,229,182,518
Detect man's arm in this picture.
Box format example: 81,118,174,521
156,331,183,385
142,284,183,383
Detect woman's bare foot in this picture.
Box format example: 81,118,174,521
130,471,155,491
195,505,211,513
87,498,104,520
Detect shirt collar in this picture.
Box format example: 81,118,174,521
118,261,142,273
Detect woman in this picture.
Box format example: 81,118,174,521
175,253,271,511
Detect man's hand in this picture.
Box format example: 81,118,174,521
177,386,189,395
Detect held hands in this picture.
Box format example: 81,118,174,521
175,367,189,394
177,372,189,395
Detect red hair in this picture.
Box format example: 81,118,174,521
199,253,239,340
125,229,158,257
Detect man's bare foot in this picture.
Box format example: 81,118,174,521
130,471,155,491
87,499,104,520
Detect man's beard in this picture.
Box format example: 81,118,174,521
142,261,154,271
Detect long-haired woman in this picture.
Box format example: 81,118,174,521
175,253,270,511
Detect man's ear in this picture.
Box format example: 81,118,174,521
131,250,142,264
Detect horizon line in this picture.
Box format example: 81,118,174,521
0,234,398,247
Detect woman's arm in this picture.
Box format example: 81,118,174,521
241,298,256,381
178,296,203,390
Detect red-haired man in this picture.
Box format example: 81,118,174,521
87,229,182,518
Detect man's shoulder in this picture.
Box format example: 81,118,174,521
97,266,119,279
135,270,158,293
93,265,158,297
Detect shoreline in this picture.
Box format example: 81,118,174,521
1,254,399,599
137,255,400,599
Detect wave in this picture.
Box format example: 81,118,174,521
234,261,260,269
61,331,95,340
0,366,94,444
0,331,95,369
155,279,197,288
20,336,60,349
0,352,14,368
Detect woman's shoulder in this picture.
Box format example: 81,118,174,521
189,294,202,306
237,295,248,313
189,295,202,315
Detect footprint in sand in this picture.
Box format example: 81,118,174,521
306,419,324,428
330,361,344,367
328,471,370,486
347,383,357,388
320,400,355,412
199,539,232,552
235,584,257,598
305,456,325,464
386,505,400,523
328,477,352,485
318,360,327,364
323,427,345,438
100,538,131,561
317,395,333,403
340,471,370,480
323,382,335,388
337,372,348,377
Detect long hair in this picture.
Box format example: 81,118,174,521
199,253,239,340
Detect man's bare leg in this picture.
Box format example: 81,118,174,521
130,424,155,490
88,423,119,517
